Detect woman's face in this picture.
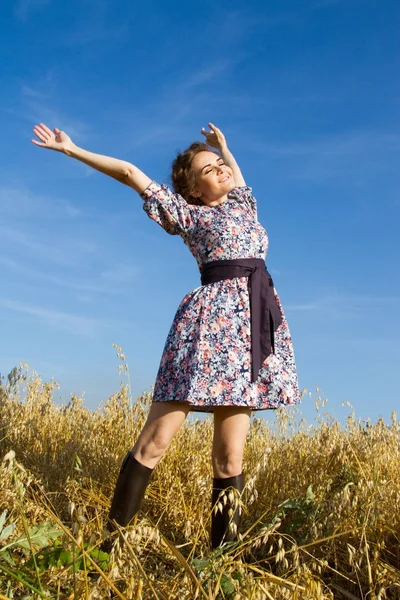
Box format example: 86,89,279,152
191,151,234,206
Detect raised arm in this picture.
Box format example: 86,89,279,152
31,124,151,194
201,122,246,187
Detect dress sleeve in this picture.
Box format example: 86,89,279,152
141,181,198,236
229,186,258,220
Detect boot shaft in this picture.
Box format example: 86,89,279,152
108,452,153,527
211,473,245,549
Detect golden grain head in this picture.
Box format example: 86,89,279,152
0,363,399,598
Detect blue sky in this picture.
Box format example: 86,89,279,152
0,0,399,424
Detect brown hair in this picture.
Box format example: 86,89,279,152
171,142,219,205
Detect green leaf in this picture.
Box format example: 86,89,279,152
26,545,110,573
191,557,210,571
88,548,110,570
0,523,16,542
0,549,16,565
232,570,242,582
305,485,315,503
0,510,7,532
220,574,236,598
12,521,62,550
279,498,300,511
26,547,71,572
0,510,16,544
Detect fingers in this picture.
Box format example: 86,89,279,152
201,123,225,149
33,123,55,138
33,124,51,143
201,128,213,142
31,139,47,147
201,123,220,135
40,123,53,136
208,122,222,134
32,128,46,143
32,123,56,149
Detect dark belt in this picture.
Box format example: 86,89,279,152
200,258,282,383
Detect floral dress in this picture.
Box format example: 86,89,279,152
141,182,300,412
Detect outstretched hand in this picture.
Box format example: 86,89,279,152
201,122,227,150
32,123,74,153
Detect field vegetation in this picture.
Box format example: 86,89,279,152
0,358,399,599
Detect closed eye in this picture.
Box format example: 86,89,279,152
204,160,225,175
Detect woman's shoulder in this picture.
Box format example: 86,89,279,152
141,180,200,236
228,185,257,218
228,185,253,197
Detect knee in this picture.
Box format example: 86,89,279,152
212,448,243,478
135,430,171,463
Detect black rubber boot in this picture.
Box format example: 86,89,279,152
211,473,245,549
108,451,153,527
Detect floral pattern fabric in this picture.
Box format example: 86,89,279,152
141,182,300,412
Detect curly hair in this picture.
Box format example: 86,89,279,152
171,142,219,205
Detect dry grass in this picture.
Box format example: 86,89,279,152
0,361,399,599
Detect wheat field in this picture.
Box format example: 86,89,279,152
0,358,399,599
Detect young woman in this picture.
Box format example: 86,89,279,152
32,122,300,549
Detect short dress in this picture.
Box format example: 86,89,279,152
141,182,301,412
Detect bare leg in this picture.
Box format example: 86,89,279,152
211,406,251,548
107,401,190,528
212,406,251,478
132,400,191,468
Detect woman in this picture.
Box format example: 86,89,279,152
32,122,300,549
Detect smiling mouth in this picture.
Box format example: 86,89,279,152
220,175,231,183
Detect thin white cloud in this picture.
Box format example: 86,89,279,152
53,0,129,48
14,0,51,21
43,276,119,294
0,256,136,294
0,223,96,267
114,54,244,151
62,21,130,47
182,60,235,89
0,186,82,220
205,7,296,48
0,297,103,336
21,85,47,100
29,104,90,142
286,293,400,315
0,225,71,265
129,110,194,149
101,264,142,284
0,76,90,143
0,99,89,145
76,294,94,304
253,130,400,183
286,303,320,311
0,257,20,269
260,131,400,157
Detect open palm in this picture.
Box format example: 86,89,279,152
32,123,73,152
